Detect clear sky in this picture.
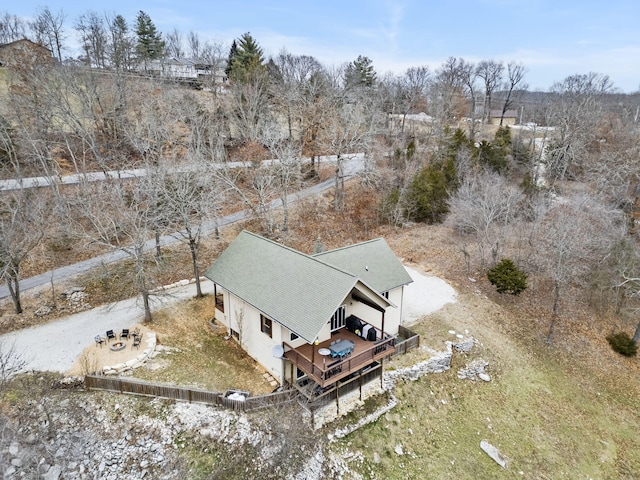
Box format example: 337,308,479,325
7,0,640,92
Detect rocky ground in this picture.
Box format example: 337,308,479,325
1,331,474,480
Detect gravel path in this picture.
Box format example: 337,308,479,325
0,265,455,376
0,281,215,374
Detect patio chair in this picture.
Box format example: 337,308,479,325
94,335,105,348
120,328,130,340
132,333,142,349
106,330,116,342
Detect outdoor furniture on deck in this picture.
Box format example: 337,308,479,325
330,339,355,358
120,328,130,340
106,330,116,342
132,333,142,349
94,335,105,348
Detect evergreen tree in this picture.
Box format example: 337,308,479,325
135,11,164,69
109,14,132,71
227,32,265,82
224,39,238,77
487,259,528,295
345,55,376,89
407,159,457,224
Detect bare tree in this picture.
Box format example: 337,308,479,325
164,27,183,58
187,30,201,59
72,178,161,323
321,101,373,210
534,194,626,343
75,11,108,68
447,169,523,270
154,165,225,298
499,61,527,125
0,340,28,394
475,60,504,123
430,57,472,127
0,190,46,314
270,49,324,142
0,12,26,43
262,131,303,232
30,6,66,62
229,69,273,143
545,72,614,185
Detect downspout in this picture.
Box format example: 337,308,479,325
399,286,404,325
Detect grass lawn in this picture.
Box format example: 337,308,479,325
130,294,274,395
328,293,640,479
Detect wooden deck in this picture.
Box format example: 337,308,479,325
283,329,396,388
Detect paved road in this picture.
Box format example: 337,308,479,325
0,154,365,299
0,154,361,191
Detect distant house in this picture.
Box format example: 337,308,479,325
0,38,53,68
204,231,414,422
489,109,519,126
146,57,227,87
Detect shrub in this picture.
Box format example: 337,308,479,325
487,259,528,295
606,332,638,357
406,159,457,224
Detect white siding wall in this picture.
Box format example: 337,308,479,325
343,289,403,337
214,291,287,384
384,286,404,334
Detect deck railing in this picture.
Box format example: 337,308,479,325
284,335,396,387
297,363,383,407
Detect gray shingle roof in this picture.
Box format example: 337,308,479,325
312,238,413,293
204,231,390,343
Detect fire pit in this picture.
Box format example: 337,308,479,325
110,341,126,351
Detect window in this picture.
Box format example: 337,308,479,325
215,292,225,313
381,291,390,300
330,305,346,331
290,332,299,341
260,314,272,338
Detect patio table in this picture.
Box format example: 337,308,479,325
330,339,354,358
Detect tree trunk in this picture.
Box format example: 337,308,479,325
334,155,345,211
633,321,640,345
6,273,22,314
142,290,152,323
282,191,289,232
155,230,161,259
189,238,203,298
135,248,152,323
547,280,561,344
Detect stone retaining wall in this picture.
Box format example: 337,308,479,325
101,333,157,375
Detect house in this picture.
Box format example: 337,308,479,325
489,109,519,126
145,57,227,88
204,231,414,412
0,38,53,68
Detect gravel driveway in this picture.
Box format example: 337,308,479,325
0,267,455,375
0,281,215,374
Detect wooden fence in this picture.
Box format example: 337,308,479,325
84,375,298,412
392,325,420,357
